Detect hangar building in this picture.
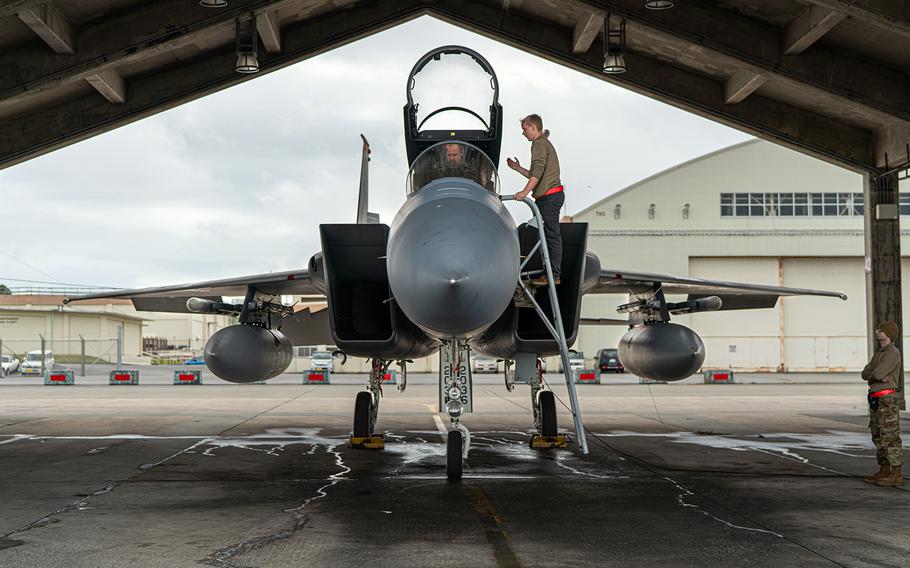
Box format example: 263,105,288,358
574,139,909,372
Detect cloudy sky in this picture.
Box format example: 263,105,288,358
0,16,752,291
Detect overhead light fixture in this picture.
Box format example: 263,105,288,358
235,15,259,74
645,0,674,9
199,0,228,7
603,14,627,74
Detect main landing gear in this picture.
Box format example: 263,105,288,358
349,359,388,450
528,357,569,449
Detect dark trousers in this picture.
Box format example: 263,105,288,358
535,191,564,279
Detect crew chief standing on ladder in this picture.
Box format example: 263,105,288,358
507,114,563,286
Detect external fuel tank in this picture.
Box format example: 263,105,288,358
618,323,705,382
204,325,293,383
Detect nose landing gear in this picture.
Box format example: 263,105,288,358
441,339,473,478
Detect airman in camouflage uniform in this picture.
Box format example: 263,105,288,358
861,321,904,487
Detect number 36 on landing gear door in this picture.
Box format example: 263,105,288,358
439,342,473,415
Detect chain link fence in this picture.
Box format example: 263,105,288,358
142,336,207,365
0,335,120,377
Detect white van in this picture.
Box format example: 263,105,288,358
20,350,55,375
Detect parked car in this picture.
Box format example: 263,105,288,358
472,357,498,373
185,355,206,365
310,351,334,371
558,351,585,373
1,355,19,375
19,350,55,375
597,348,624,373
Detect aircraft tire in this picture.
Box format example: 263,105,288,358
446,430,463,479
539,390,557,437
353,391,372,438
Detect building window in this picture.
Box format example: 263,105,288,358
648,203,655,219
719,192,880,217
735,193,749,216
682,203,690,219
778,193,793,216
901,194,910,216
852,194,864,215
794,193,808,216
614,204,621,219
720,193,733,216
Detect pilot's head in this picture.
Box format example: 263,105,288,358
443,143,464,166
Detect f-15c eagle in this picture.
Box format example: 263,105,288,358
67,46,846,478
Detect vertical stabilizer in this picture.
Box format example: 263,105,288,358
356,134,370,224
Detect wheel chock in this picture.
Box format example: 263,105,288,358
530,434,570,449
348,434,385,449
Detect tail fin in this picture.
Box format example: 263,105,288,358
356,134,371,224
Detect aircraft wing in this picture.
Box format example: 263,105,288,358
588,268,847,310
64,268,323,313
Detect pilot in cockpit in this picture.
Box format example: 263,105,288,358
409,142,499,194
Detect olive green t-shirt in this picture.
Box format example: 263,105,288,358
529,133,561,199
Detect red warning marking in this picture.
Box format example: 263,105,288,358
113,374,131,381
308,373,325,382
382,373,393,382
713,373,729,380
49,374,67,382
178,374,197,381
579,372,596,381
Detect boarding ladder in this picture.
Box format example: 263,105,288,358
502,196,588,454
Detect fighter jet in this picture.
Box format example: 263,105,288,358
67,46,846,478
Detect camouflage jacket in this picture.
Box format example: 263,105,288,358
861,343,902,398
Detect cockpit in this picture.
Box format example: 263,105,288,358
406,141,500,194
404,46,503,171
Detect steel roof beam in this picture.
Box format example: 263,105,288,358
572,11,604,54
569,0,910,126
17,2,75,54
0,0,308,115
802,0,910,39
256,10,282,53
85,68,126,103
427,0,875,172
782,5,846,55
0,0,425,170
724,70,768,104
0,0,49,19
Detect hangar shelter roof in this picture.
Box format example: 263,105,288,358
1,0,908,174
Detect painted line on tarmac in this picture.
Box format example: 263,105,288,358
469,486,524,568
393,475,539,480
0,434,33,446
427,404,448,439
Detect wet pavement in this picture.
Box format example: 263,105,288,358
0,375,907,567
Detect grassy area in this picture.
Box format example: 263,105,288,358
55,355,113,364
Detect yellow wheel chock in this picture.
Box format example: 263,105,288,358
530,434,570,449
348,434,385,449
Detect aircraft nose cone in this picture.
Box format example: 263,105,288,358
388,196,519,338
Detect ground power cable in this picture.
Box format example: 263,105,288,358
540,375,855,479
541,379,852,568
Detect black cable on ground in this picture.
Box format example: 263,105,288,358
540,378,854,567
